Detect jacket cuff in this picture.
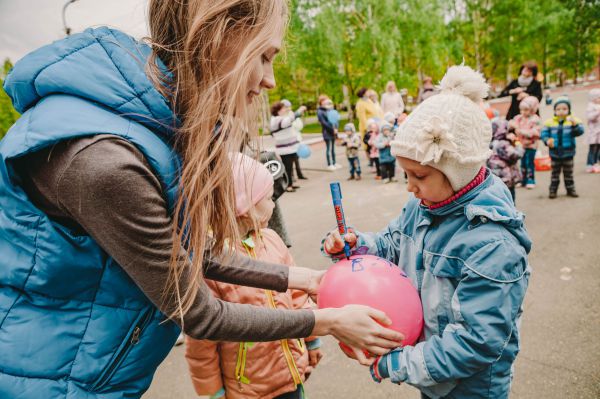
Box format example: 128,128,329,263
372,349,405,383
306,338,322,350
210,387,226,399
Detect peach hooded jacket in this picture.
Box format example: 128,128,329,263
185,229,320,399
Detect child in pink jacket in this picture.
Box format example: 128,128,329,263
585,89,600,173
509,95,541,188
367,121,382,180
185,153,323,399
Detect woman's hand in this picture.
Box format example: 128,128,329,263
288,267,325,302
547,138,555,148
323,228,358,255
312,306,404,359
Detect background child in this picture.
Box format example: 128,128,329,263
541,96,585,198
362,117,376,167
343,123,362,180
509,95,541,188
322,66,531,399
185,153,323,399
488,117,525,202
366,121,382,180
383,112,398,130
376,122,397,183
585,89,600,173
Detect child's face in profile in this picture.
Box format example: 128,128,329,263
555,103,569,119
382,128,392,136
368,124,379,132
252,186,275,228
398,157,454,206
520,107,532,117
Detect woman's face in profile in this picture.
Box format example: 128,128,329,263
219,16,284,105
521,67,532,78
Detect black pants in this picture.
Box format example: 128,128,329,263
550,157,575,193
280,153,298,185
370,157,380,176
274,385,304,399
325,138,336,166
380,161,396,180
293,155,305,178
509,186,516,203
587,144,600,166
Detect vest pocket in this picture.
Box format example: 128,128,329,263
90,307,154,391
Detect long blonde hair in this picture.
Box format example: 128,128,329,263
146,0,288,323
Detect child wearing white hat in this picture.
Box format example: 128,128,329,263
322,65,531,398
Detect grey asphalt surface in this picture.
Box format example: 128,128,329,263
146,87,600,399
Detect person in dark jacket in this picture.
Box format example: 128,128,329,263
317,94,339,170
499,61,543,120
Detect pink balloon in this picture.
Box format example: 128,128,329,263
318,254,424,346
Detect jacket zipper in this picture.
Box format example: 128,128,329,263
237,238,303,388
265,289,303,386
91,307,154,391
235,341,252,390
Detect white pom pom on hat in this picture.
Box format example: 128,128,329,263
390,64,492,191
438,64,490,103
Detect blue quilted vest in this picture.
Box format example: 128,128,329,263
0,28,182,398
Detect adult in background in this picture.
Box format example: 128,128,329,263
367,89,385,120
0,1,402,398
417,76,438,103
281,99,308,180
317,94,340,170
270,100,306,192
500,61,543,120
381,80,405,117
355,87,379,138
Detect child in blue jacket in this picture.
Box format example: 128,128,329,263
541,96,585,198
322,65,531,399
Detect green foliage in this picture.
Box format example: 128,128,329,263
271,0,600,107
1,58,19,140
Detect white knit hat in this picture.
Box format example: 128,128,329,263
391,65,492,191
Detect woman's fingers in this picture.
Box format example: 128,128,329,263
352,346,375,366
367,307,392,326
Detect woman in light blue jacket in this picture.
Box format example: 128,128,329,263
323,66,531,399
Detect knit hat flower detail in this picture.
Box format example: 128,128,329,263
416,116,457,163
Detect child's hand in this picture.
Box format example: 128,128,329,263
547,138,555,148
308,348,324,367
304,365,313,381
323,228,358,255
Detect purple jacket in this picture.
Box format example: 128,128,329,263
487,118,524,187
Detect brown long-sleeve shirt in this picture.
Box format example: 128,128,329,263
13,134,314,342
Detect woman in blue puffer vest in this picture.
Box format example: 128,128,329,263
0,2,402,398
